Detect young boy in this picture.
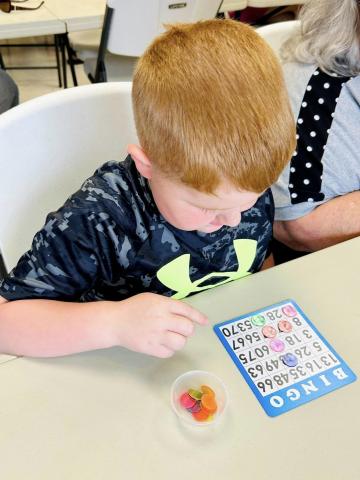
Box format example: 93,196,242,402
0,20,295,358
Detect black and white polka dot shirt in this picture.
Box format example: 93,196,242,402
272,62,360,221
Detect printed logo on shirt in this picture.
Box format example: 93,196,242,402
156,239,257,299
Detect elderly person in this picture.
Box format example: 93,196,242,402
272,0,360,262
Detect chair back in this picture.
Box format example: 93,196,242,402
249,1,305,6
0,82,136,272
256,20,300,57
107,0,223,57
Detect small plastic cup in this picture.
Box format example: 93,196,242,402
170,370,228,427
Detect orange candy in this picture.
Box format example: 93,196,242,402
201,393,218,414
192,408,210,422
201,385,215,396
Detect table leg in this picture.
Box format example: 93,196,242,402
56,34,67,89
54,35,62,88
63,33,78,87
0,52,5,70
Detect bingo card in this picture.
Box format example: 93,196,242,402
214,299,356,417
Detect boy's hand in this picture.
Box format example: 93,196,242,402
113,292,208,358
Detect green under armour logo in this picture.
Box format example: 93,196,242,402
156,239,257,299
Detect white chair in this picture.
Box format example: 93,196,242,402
0,82,136,273
70,0,223,83
256,20,300,57
220,1,247,12
248,1,305,6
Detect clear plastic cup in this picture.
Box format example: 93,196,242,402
170,370,228,427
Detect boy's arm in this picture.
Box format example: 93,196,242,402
0,294,208,358
274,191,360,252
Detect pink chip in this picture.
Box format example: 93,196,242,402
278,320,292,333
282,305,297,317
180,392,196,409
262,325,277,338
270,338,285,352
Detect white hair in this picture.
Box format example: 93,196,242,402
282,0,360,76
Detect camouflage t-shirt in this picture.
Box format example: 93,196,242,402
0,157,274,302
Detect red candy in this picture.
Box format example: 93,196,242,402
180,392,196,409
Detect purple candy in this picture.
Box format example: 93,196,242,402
187,401,202,413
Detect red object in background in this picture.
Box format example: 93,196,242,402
229,7,269,24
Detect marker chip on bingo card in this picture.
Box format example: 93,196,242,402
213,299,356,417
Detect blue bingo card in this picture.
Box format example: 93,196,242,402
214,299,357,417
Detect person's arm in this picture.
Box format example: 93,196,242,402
0,293,208,358
274,191,360,252
261,253,274,270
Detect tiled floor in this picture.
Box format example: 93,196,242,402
1,35,90,104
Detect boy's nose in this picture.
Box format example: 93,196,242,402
216,211,241,227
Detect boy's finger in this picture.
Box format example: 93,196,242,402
170,300,208,325
168,316,194,337
162,331,187,351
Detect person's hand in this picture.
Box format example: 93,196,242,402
112,292,208,358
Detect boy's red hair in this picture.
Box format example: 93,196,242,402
132,19,295,193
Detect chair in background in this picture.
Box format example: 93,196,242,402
257,19,307,265
70,0,223,83
248,0,303,6
224,1,305,26
0,82,136,275
220,0,248,12
256,20,300,57
247,1,304,25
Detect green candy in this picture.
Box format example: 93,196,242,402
188,389,203,400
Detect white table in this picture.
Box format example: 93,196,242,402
0,6,70,87
44,0,106,33
0,7,65,41
0,354,16,365
0,237,359,480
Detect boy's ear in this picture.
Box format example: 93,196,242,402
127,144,153,179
